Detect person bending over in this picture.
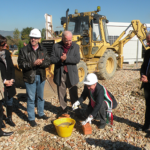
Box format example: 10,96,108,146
72,73,117,129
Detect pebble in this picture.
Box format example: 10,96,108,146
1,63,148,150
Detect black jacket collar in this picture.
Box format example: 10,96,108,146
27,42,43,52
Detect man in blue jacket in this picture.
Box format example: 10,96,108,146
72,73,117,129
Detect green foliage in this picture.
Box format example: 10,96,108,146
7,38,19,46
14,39,29,55
18,40,24,51
13,39,20,46
6,36,12,40
41,28,46,39
21,27,33,40
6,28,31,53
18,39,29,50
13,28,20,39
7,37,14,46
25,39,29,45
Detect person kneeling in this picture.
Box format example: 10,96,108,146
72,73,117,129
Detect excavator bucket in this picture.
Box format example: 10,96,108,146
43,77,57,99
12,55,26,88
44,65,57,99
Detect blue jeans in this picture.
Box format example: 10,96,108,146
3,96,13,106
6,97,13,106
25,75,45,121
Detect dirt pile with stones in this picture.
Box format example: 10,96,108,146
1,63,150,150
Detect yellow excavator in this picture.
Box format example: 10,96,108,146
13,6,150,98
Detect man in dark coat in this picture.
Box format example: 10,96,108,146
18,28,51,127
72,73,117,129
138,32,150,132
50,31,80,115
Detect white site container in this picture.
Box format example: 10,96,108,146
107,22,150,64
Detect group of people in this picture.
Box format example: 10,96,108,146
50,30,117,128
0,28,150,137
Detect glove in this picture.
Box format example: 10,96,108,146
81,115,93,125
72,101,80,110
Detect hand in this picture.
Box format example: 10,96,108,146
147,41,150,46
72,101,80,110
10,79,15,83
34,59,44,66
81,115,93,125
4,80,13,86
61,53,67,62
140,75,148,83
9,79,14,85
34,59,40,66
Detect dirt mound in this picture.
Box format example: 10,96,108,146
129,78,144,98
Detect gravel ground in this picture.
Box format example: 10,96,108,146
1,63,150,150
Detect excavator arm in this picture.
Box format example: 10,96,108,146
112,20,150,68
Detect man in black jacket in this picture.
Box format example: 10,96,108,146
50,31,80,116
138,32,150,132
72,73,117,129
18,28,51,127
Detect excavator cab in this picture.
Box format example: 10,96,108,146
68,16,89,36
61,8,110,59
60,7,116,81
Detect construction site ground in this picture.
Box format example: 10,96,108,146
1,63,150,150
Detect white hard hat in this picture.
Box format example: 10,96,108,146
84,73,98,85
29,28,41,38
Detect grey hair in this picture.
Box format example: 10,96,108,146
146,31,150,37
62,31,72,38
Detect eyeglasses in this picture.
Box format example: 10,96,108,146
30,37,39,39
0,43,6,46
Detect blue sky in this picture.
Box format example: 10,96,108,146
1,0,150,32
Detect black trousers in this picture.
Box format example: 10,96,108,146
144,84,150,128
86,101,108,124
57,71,78,110
0,100,3,134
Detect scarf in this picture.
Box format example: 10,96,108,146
0,50,7,68
63,44,71,72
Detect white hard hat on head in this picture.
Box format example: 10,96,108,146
84,73,98,85
29,28,41,38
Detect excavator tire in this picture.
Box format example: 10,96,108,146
77,61,88,88
97,49,117,80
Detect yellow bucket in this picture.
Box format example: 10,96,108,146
53,118,76,138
